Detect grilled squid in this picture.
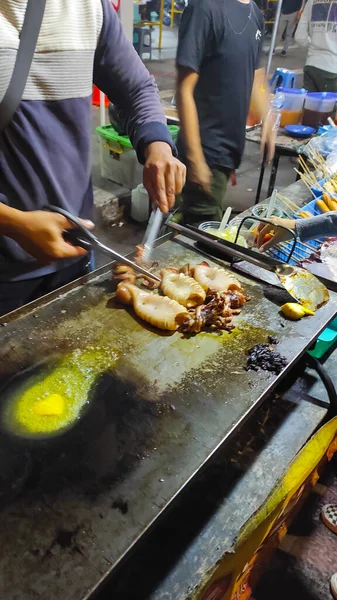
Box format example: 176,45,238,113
192,263,242,294
160,268,206,308
116,282,187,331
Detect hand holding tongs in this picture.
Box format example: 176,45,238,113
45,205,160,282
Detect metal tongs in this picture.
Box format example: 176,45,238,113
46,205,160,282
142,209,163,265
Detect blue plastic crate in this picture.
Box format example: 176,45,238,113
268,198,323,264
293,197,323,220
311,178,326,197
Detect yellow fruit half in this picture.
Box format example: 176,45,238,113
280,302,315,320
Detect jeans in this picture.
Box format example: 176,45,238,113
304,65,337,93
0,254,93,318
275,11,298,52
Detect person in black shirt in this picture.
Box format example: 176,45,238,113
176,0,275,227
274,0,302,56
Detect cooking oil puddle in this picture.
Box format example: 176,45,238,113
1,347,120,439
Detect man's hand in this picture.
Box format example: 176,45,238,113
9,210,94,265
256,217,296,252
188,160,212,194
143,142,186,213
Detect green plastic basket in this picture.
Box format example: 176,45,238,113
96,124,180,151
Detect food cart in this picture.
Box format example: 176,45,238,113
0,172,337,599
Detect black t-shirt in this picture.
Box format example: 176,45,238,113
176,0,264,171
281,0,302,15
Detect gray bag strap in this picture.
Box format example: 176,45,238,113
0,0,47,132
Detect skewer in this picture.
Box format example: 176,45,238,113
294,170,317,198
276,193,301,212
299,156,317,182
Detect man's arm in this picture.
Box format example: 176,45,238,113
94,0,185,212
175,1,213,192
257,211,337,251
176,68,211,193
295,0,311,47
250,68,275,162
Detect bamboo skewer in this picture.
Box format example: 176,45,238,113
293,170,317,198
276,193,301,213
298,155,314,180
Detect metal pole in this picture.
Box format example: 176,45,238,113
266,0,283,78
170,0,175,27
159,0,165,49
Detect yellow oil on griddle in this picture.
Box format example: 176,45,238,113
3,347,119,438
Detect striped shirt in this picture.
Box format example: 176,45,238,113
0,0,173,281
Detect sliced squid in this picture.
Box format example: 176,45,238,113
160,268,206,308
116,282,187,331
192,263,241,293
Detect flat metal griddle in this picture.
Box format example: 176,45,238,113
0,234,336,600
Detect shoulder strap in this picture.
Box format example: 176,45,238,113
0,0,47,132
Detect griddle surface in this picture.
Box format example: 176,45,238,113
0,236,336,600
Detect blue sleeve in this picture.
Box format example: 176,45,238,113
295,211,337,241
176,2,212,73
94,0,176,164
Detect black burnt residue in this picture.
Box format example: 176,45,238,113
112,499,129,515
246,342,287,375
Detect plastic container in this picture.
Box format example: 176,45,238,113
268,198,324,264
251,203,284,219
96,124,180,189
311,177,326,197
270,90,285,131
198,221,248,247
92,86,109,108
131,184,150,222
294,197,324,220
96,124,180,150
308,317,337,359
276,87,307,128
302,92,337,128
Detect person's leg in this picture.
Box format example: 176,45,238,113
320,69,337,93
304,65,337,92
303,66,320,92
283,12,297,52
182,169,229,227
274,13,287,50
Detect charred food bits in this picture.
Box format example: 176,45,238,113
246,338,287,375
